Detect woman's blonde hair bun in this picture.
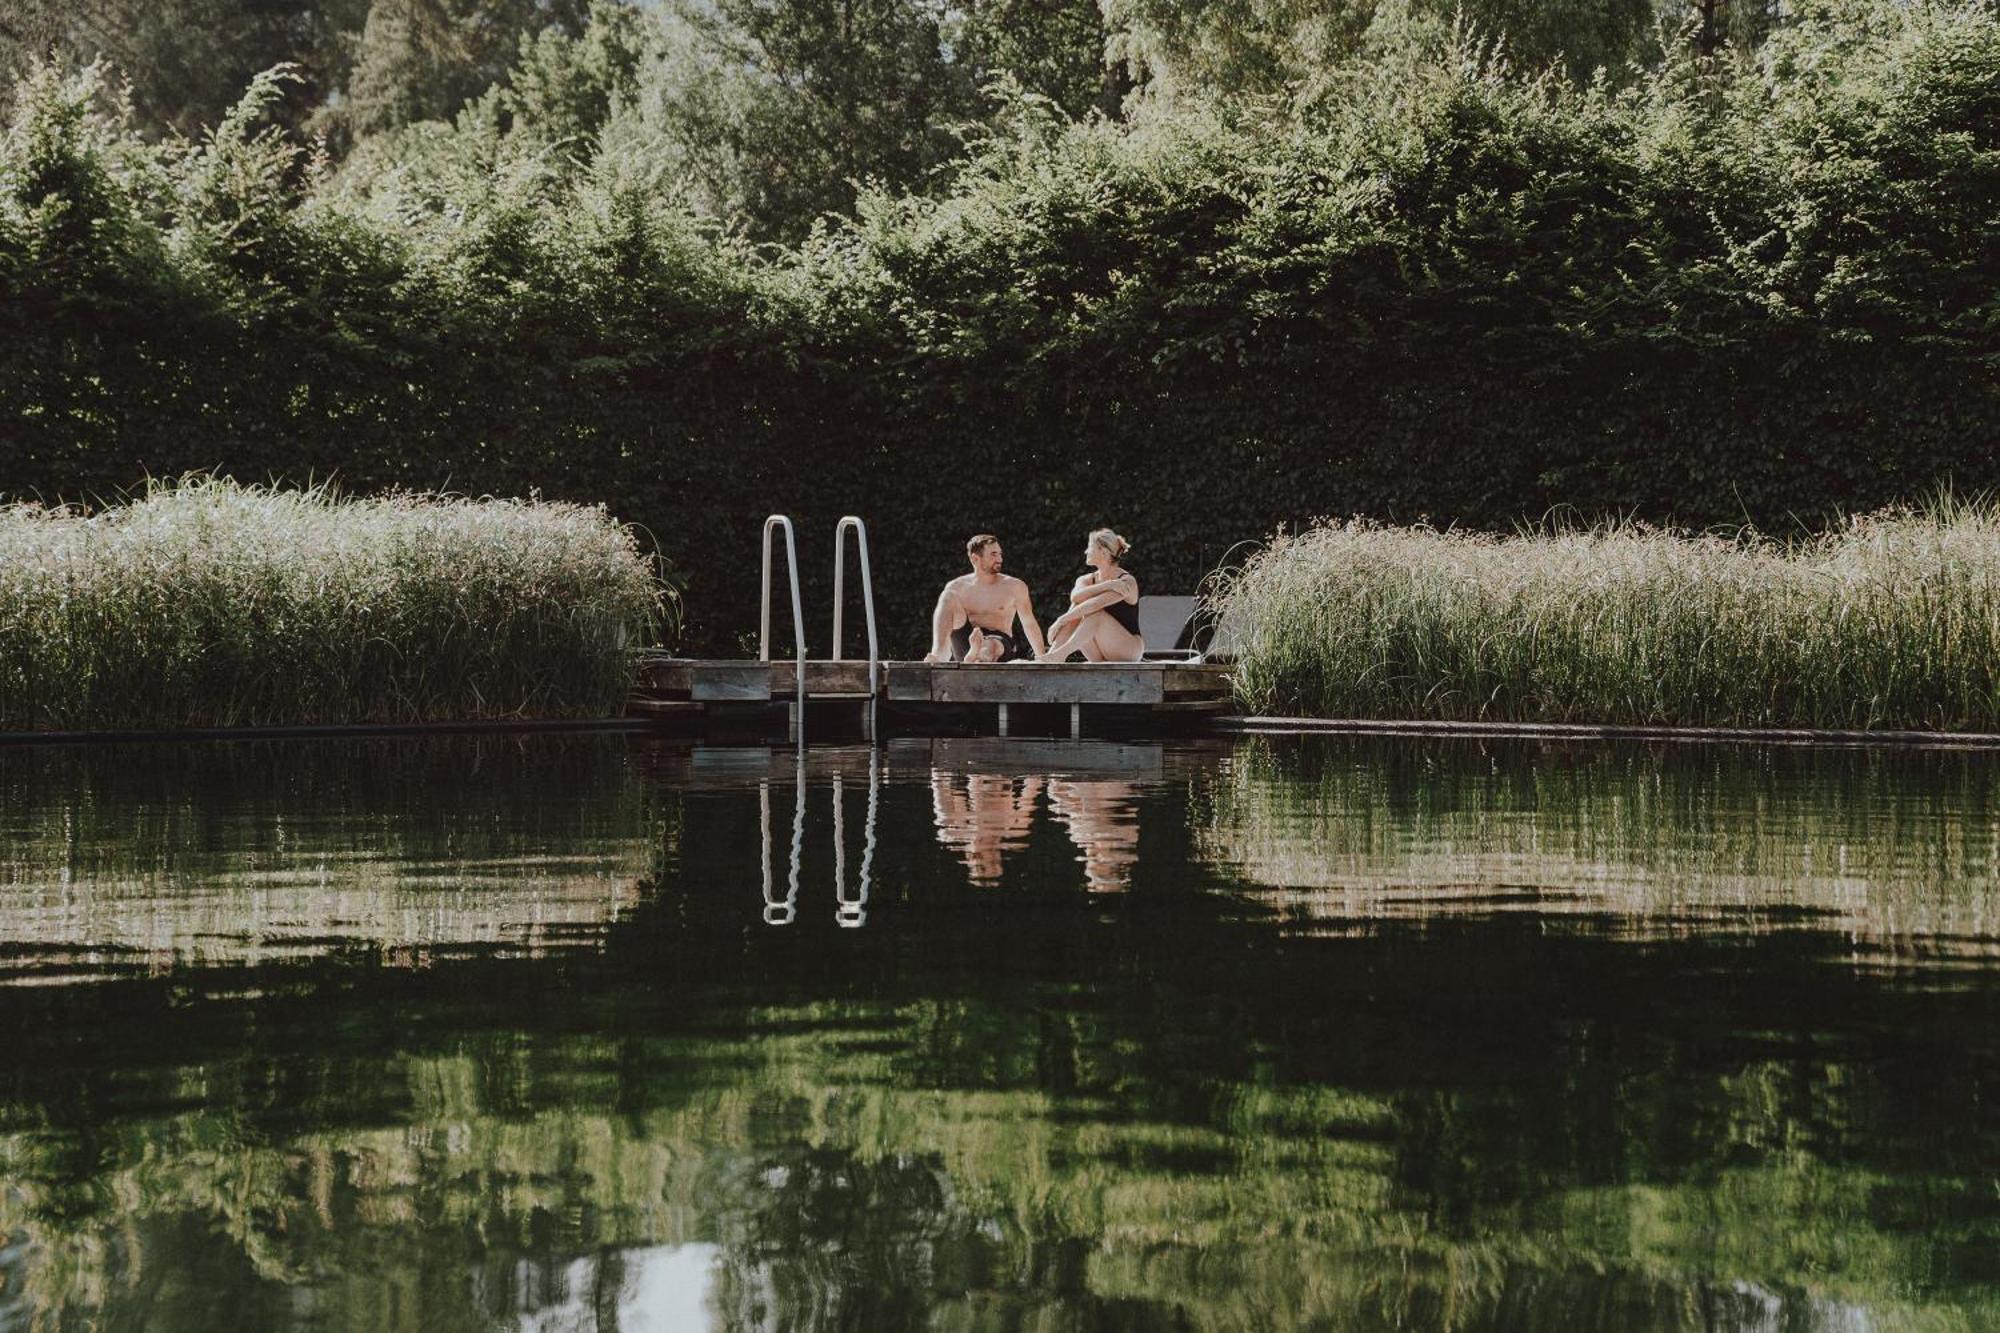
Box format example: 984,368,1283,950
1090,528,1130,561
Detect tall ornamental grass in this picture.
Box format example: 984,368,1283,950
0,479,666,730
1214,502,2000,731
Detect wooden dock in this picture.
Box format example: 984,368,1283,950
628,656,1235,737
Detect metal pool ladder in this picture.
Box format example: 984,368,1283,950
832,516,881,742
761,514,883,744
759,515,807,742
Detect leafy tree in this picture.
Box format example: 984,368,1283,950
590,0,1116,242
1102,0,1774,101
1104,0,1373,102
612,0,976,242
955,0,1126,118
0,0,367,138
493,0,646,145
318,0,597,146
1661,0,1788,57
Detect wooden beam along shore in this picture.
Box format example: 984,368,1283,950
629,657,1236,736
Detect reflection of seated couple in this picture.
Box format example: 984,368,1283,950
931,771,1139,894
926,529,1144,664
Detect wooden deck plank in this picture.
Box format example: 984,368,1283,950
690,663,774,701
624,698,704,718
1152,697,1235,713
779,660,874,695
885,661,932,701
645,656,1228,705
642,657,878,697
638,657,693,695
1163,663,1233,697
930,664,1164,705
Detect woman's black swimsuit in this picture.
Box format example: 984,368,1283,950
1087,574,1142,636
950,620,1030,661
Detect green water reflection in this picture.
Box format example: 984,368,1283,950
0,735,1994,1330
0,739,668,975
1197,736,2000,950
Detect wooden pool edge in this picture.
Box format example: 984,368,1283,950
0,718,659,747
1217,715,2000,750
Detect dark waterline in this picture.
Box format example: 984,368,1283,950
0,734,1995,1331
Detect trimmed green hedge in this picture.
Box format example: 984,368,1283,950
2,4,1995,653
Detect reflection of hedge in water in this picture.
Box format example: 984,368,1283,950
1194,736,2000,946
0,737,672,967
1,1001,1992,1331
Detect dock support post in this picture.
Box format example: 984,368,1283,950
787,701,799,744
996,703,1010,737
1070,703,1081,739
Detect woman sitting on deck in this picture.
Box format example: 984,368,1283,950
1040,529,1145,663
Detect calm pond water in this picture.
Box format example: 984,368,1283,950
0,733,1996,1332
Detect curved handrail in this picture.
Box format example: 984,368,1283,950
760,515,807,735
832,516,881,701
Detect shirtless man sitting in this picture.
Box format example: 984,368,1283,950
926,534,1048,663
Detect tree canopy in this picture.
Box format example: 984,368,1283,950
2,0,1815,241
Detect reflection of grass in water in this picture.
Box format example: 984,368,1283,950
1,1001,1993,1331
0,737,672,969
1194,736,2000,946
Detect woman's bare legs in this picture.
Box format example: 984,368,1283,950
1084,612,1143,662
1041,609,1142,663
1045,617,1100,662
1040,614,1090,662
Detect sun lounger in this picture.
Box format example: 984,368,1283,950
1137,595,1203,660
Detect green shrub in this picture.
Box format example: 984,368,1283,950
1215,499,2000,730
0,478,665,730
0,1,1995,654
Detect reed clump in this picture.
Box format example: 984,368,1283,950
0,479,666,730
1214,502,2000,731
